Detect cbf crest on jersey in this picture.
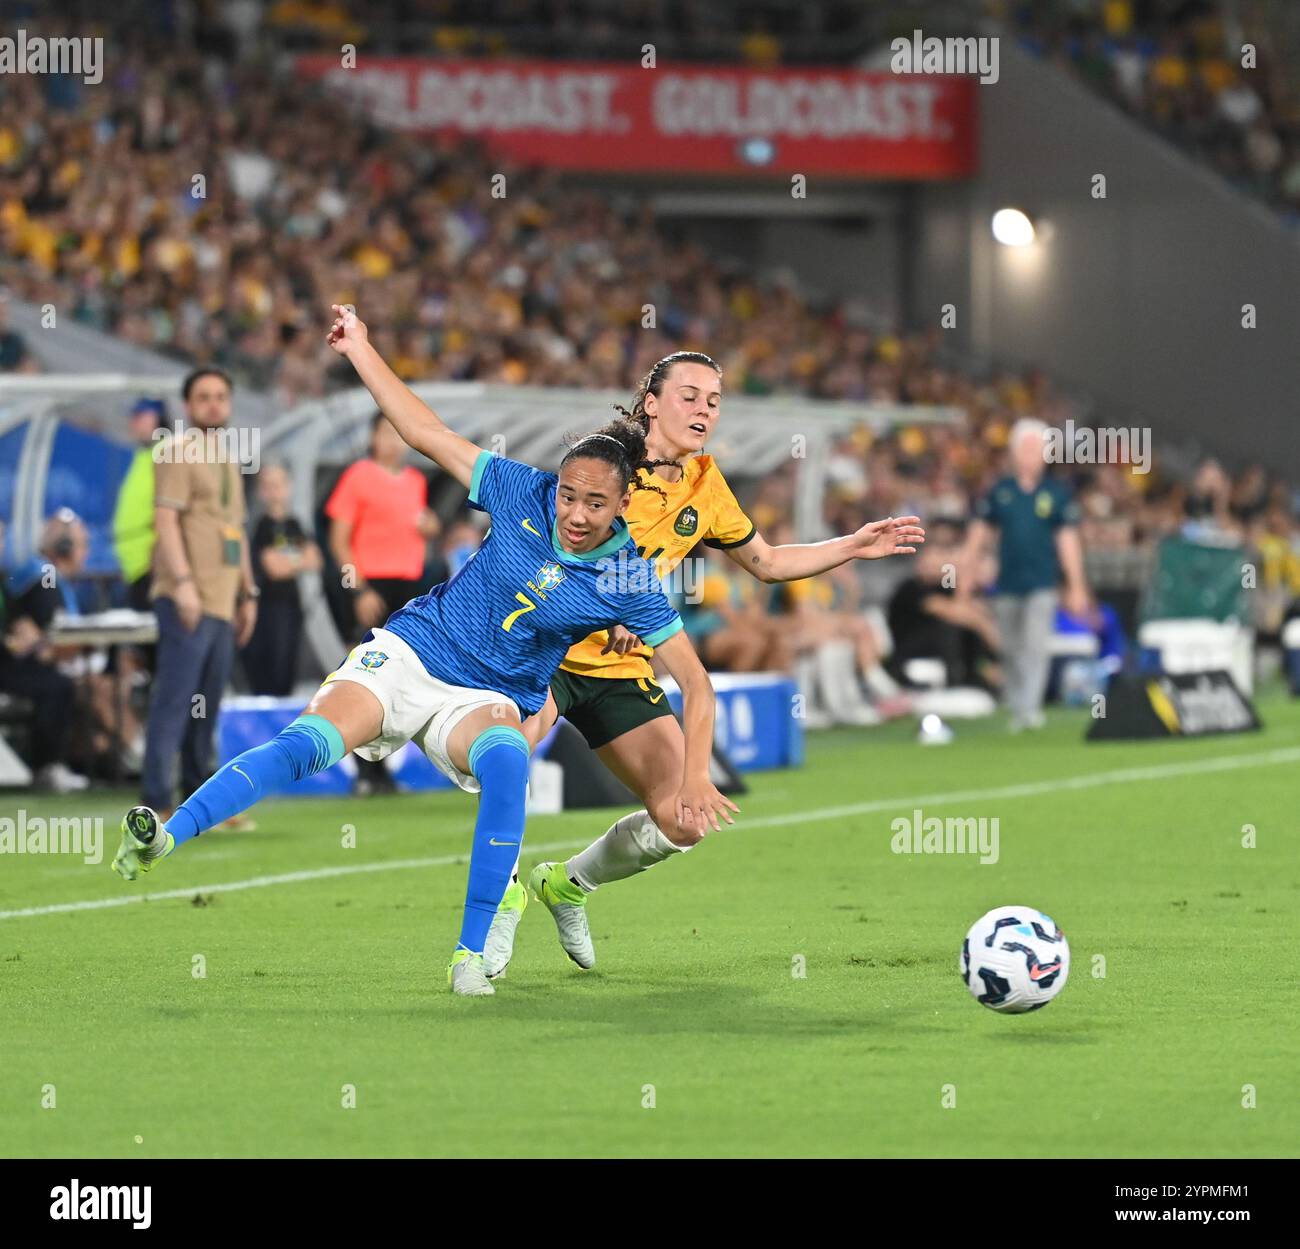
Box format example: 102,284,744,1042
673,505,699,537
359,650,389,670
533,562,565,594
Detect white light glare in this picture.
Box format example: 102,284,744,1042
991,208,1036,247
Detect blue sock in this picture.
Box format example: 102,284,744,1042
164,714,346,845
456,726,530,956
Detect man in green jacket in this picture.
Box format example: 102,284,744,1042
113,398,169,609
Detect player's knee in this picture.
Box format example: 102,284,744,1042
650,798,703,848
669,823,705,848
468,725,530,792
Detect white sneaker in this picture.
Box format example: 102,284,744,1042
1010,711,1047,734
37,763,90,792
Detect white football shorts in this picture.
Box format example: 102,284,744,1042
323,626,515,793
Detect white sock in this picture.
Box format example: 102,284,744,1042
863,662,901,698
816,641,879,724
566,809,687,892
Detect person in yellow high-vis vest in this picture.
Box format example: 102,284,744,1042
112,398,168,610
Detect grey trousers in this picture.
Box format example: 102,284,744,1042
992,589,1057,722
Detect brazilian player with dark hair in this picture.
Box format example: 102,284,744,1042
113,308,735,997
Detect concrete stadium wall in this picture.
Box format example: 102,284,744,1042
913,40,1299,475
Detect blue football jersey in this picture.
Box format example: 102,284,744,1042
384,451,684,715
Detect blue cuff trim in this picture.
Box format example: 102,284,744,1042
640,616,684,649
468,449,493,506
289,714,347,768
467,725,530,778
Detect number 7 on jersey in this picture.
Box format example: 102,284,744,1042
501,592,536,632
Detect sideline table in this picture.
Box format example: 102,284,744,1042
49,610,158,782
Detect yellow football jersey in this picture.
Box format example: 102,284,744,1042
560,455,756,680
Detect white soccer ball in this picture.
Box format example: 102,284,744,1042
960,905,1069,1013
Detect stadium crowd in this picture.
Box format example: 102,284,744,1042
1007,0,1300,224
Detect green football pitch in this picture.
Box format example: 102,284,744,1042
3,696,1298,1158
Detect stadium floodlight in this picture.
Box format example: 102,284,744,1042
991,207,1036,247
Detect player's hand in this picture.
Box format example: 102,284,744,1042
175,580,203,632
355,587,387,629
1062,584,1099,626
851,515,925,560
234,597,258,647
601,624,643,655
326,304,368,355
674,779,739,836
300,542,324,573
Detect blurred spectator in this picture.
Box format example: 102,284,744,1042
30,510,149,775
142,368,258,820
242,463,323,695
1246,502,1300,643
440,513,486,578
0,292,36,372
770,522,910,724
963,419,1092,732
324,411,437,793
0,515,87,791
112,398,169,610
888,523,1001,691
1181,457,1241,545
325,413,437,631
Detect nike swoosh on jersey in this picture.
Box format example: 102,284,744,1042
521,518,542,537
232,765,255,788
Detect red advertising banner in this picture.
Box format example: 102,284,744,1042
296,57,977,179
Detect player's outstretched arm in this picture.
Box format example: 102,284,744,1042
725,517,926,584
326,304,481,489
651,630,740,834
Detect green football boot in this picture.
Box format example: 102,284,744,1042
482,878,528,980
447,948,495,997
111,806,175,881
528,861,595,970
